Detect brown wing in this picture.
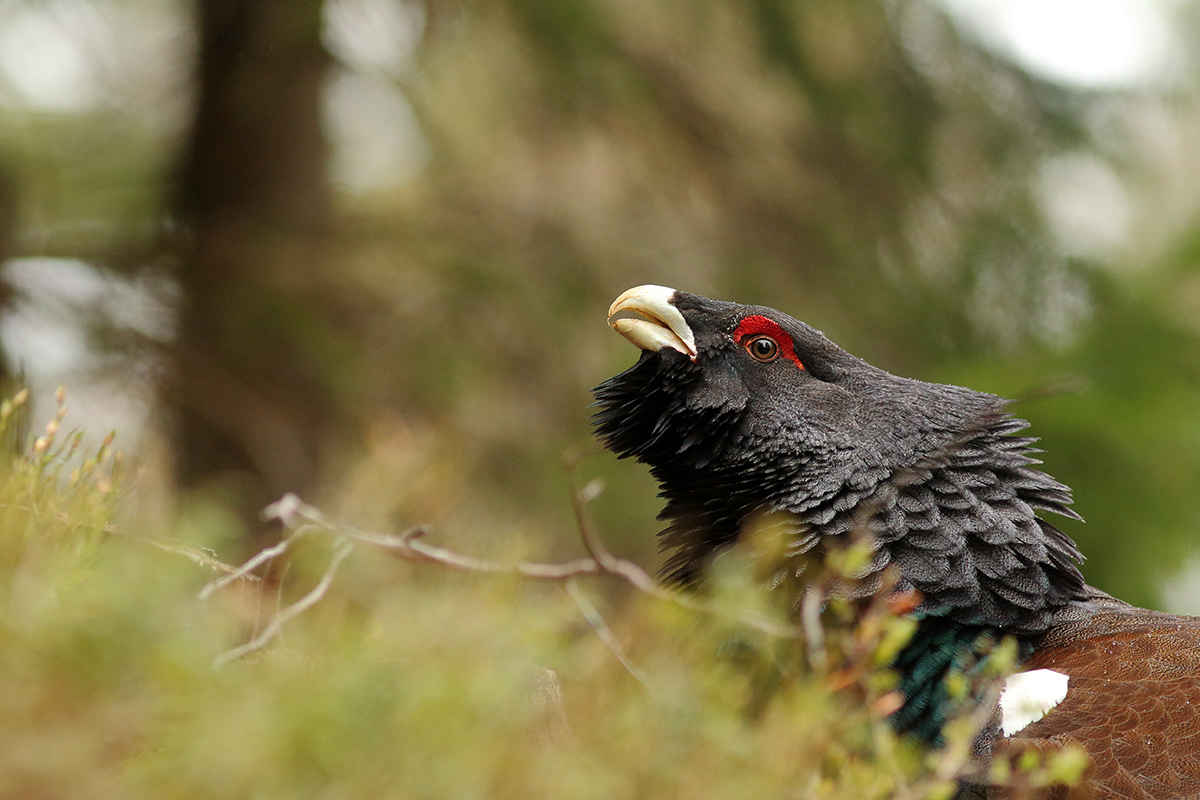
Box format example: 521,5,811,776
997,605,1200,799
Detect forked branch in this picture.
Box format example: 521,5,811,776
201,465,799,668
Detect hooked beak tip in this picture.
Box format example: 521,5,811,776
607,285,697,360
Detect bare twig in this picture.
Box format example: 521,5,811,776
563,450,616,568
211,538,353,668
566,578,654,688
109,528,260,579
199,526,311,600
256,492,798,640
203,460,800,671
0,503,257,581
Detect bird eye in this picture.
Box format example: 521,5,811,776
746,336,779,362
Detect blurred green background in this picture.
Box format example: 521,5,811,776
1,1,1200,796
2,1,1200,613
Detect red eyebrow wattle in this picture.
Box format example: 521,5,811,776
733,315,805,369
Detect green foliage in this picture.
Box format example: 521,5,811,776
0,409,1084,798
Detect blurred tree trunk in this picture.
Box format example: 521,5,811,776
170,0,337,516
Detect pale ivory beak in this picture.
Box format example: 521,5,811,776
607,285,697,360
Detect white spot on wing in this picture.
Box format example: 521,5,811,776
1000,668,1069,736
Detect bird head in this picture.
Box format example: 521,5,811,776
597,284,1002,513
594,285,1086,632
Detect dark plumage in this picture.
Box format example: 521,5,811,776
594,285,1200,799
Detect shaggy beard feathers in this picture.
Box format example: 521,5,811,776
593,349,746,470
